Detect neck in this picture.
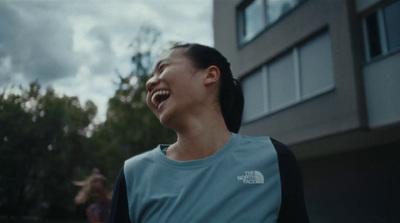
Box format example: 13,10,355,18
167,112,232,161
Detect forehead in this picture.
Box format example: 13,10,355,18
151,48,191,74
158,47,188,62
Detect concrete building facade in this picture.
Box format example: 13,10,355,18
213,0,400,222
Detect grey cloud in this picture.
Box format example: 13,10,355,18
86,25,117,75
0,0,213,122
0,2,80,87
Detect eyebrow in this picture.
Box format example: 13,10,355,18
149,59,168,78
149,61,161,78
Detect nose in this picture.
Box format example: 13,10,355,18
146,75,160,92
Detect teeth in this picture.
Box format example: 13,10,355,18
151,90,171,107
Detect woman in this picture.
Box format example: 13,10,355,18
74,169,111,223
86,174,112,223
110,43,309,223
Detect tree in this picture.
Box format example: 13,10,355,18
0,82,97,219
90,25,175,180
0,24,176,220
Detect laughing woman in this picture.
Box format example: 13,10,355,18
109,43,309,223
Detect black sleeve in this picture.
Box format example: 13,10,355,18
109,168,131,223
271,138,310,223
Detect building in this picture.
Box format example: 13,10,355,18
213,0,400,222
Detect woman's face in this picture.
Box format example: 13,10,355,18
90,182,108,203
146,48,207,128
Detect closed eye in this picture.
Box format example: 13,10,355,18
158,63,167,73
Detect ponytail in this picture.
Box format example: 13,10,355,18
222,79,244,133
219,77,244,133
171,43,244,133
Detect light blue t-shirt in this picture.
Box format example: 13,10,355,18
124,133,282,223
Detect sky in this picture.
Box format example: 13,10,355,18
0,0,214,122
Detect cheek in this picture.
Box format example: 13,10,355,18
146,93,158,114
146,93,151,107
146,93,154,109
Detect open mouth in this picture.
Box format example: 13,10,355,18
151,90,171,108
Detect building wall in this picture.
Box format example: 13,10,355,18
363,51,400,128
214,0,365,145
300,142,400,223
356,0,382,12
213,0,400,222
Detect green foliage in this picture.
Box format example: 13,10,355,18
0,25,175,220
98,74,175,157
0,82,97,219
91,26,175,180
0,216,85,223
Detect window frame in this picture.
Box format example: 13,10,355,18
237,0,267,43
362,0,400,62
236,0,306,46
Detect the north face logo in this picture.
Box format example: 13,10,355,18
237,171,264,184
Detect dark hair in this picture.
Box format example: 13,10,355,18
90,174,108,189
171,43,244,133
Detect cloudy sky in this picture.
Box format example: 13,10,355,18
0,0,213,122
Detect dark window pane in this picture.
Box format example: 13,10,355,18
383,0,400,51
243,0,264,42
365,12,382,58
266,0,302,25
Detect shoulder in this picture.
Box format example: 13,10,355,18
124,146,161,172
268,138,300,175
109,168,131,223
270,138,297,162
235,134,298,170
267,139,310,222
234,134,275,150
123,146,169,186
234,134,292,156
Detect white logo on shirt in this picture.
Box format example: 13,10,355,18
237,171,264,184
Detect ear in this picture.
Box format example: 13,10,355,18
204,66,220,86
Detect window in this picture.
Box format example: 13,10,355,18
242,32,334,122
266,0,302,24
268,52,297,111
364,12,382,58
383,0,400,51
299,32,335,99
238,0,304,44
241,0,265,42
363,0,400,61
242,68,267,120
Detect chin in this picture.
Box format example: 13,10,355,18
158,111,175,129
159,115,171,127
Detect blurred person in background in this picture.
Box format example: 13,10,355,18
74,168,111,223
